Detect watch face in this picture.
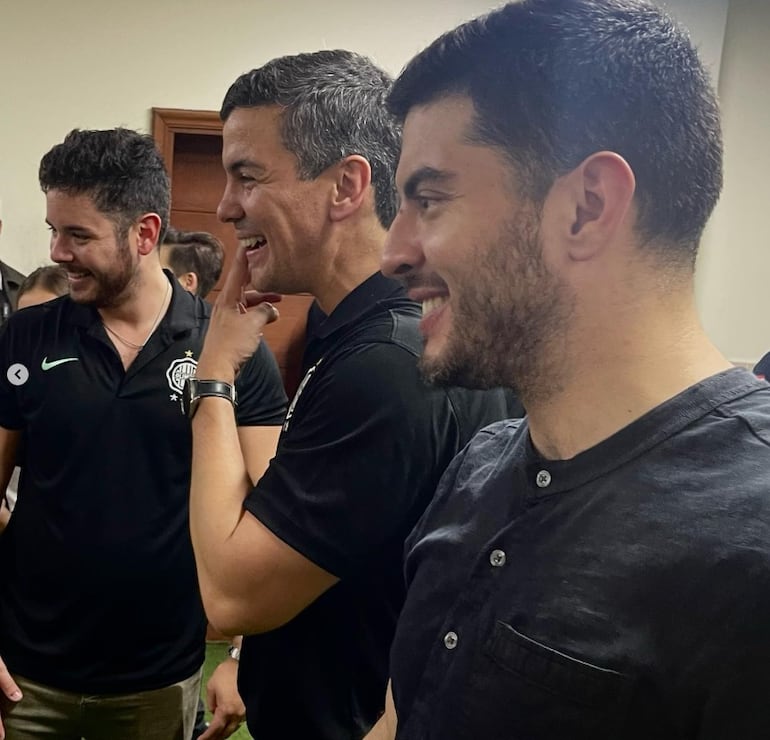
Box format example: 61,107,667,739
182,377,197,418
181,378,236,418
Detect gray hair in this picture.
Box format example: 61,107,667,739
221,50,402,228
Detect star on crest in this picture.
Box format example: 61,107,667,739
185,350,194,358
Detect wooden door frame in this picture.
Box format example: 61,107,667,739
151,108,222,175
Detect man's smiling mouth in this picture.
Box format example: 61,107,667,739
422,296,448,316
239,236,267,253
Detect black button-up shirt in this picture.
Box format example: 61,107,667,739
392,369,770,739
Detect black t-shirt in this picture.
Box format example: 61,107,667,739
392,368,770,739
237,272,520,740
0,276,287,693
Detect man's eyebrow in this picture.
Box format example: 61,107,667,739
45,220,91,233
226,159,266,174
402,167,455,199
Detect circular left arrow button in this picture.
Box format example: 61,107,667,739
7,363,29,386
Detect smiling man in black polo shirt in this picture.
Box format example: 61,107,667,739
186,50,520,740
0,128,287,740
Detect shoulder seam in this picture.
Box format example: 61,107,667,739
714,405,770,449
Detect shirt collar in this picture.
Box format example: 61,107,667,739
519,367,765,498
306,271,410,342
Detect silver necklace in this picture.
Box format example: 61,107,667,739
102,280,171,351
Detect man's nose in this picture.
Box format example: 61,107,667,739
382,211,424,278
217,183,244,224
49,233,71,263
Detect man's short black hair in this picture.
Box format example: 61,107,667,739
162,227,224,297
39,128,170,243
389,0,723,264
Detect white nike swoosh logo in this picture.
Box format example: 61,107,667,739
41,357,79,371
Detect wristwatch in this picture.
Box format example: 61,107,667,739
227,645,241,662
182,378,237,419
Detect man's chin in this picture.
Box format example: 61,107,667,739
250,272,297,297
70,286,120,309
419,354,458,387
67,288,93,305
248,266,274,292
419,352,497,390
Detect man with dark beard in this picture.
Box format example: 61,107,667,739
0,128,287,740
367,1,770,738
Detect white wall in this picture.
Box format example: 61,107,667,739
662,0,729,78
1,0,768,363
696,0,770,365
0,0,498,272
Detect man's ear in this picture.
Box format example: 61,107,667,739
178,272,199,295
135,213,163,255
552,152,636,261
329,155,372,222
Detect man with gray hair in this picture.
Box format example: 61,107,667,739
187,50,520,739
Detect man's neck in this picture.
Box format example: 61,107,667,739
98,267,171,327
524,300,732,461
312,227,385,315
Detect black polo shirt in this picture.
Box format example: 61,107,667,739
0,275,286,693
237,272,521,740
754,352,770,380
392,368,770,739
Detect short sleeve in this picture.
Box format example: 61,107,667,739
245,342,460,579
235,341,288,426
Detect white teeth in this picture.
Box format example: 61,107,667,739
239,237,267,250
422,296,447,316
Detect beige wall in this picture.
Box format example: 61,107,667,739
696,0,770,365
1,0,768,363
0,0,498,272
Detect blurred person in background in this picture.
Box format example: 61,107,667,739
0,199,27,325
160,227,225,300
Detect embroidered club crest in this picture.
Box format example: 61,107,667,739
166,356,198,395
283,358,322,432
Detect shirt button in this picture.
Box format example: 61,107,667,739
489,549,506,567
536,469,552,488
443,631,459,650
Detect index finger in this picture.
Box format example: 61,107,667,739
0,656,21,703
218,244,250,306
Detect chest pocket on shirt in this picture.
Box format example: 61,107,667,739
454,621,634,740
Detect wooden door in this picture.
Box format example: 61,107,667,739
152,108,313,397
